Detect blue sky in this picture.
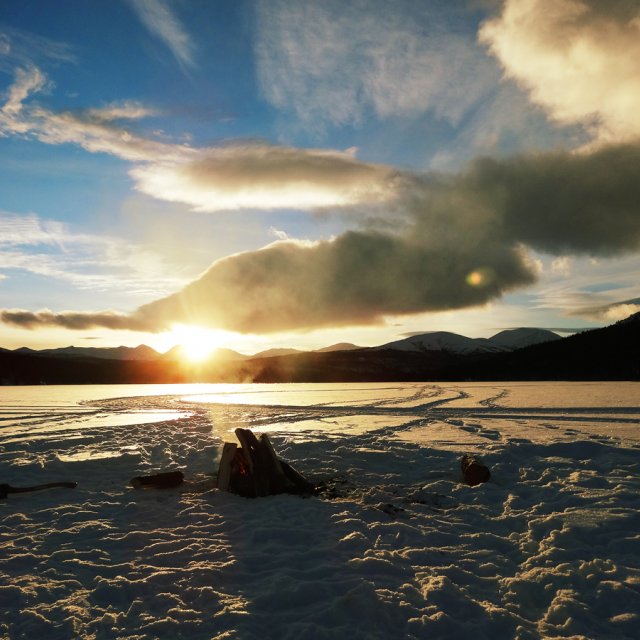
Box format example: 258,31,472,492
1,0,640,354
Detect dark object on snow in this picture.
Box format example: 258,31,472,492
314,475,351,500
460,454,491,486
216,428,314,498
0,481,77,499
130,470,184,490
380,503,406,518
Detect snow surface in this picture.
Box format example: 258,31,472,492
1,382,639,639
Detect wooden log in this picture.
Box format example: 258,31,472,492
235,428,263,495
280,460,316,495
259,434,284,476
258,434,295,495
234,428,257,474
1,481,77,499
130,470,184,490
216,442,237,491
228,447,256,497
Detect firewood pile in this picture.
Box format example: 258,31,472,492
216,428,315,498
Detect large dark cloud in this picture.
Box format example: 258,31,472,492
130,141,640,332
4,142,640,334
132,230,535,332
466,142,640,256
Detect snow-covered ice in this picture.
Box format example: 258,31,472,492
1,382,639,639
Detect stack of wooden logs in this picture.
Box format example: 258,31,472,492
216,428,315,498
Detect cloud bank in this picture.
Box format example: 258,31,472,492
7,140,640,333
4,2,640,334
1,309,147,331
131,231,536,333
480,0,640,143
466,143,640,256
569,298,640,322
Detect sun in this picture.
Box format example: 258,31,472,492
163,324,233,363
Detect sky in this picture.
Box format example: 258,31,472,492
1,0,640,355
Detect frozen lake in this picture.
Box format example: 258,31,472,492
1,382,639,639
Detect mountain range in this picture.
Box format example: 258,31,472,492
1,317,638,384
375,328,560,355
3,327,560,362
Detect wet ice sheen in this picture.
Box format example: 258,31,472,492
0,382,639,639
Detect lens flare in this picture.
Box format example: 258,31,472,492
466,268,494,287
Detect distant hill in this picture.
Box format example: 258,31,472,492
253,348,304,359
377,331,501,355
162,346,247,362
487,328,561,350
466,313,640,380
376,328,560,355
315,343,363,353
4,328,559,363
246,317,638,382
14,344,162,361
0,350,184,385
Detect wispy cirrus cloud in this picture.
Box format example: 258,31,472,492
128,0,196,69
525,249,640,324
0,211,186,297
0,24,75,71
254,0,583,166
0,67,188,161
2,65,47,116
1,66,399,210
255,0,498,132
83,101,160,122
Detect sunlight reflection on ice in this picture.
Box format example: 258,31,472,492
248,415,423,442
182,382,431,408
